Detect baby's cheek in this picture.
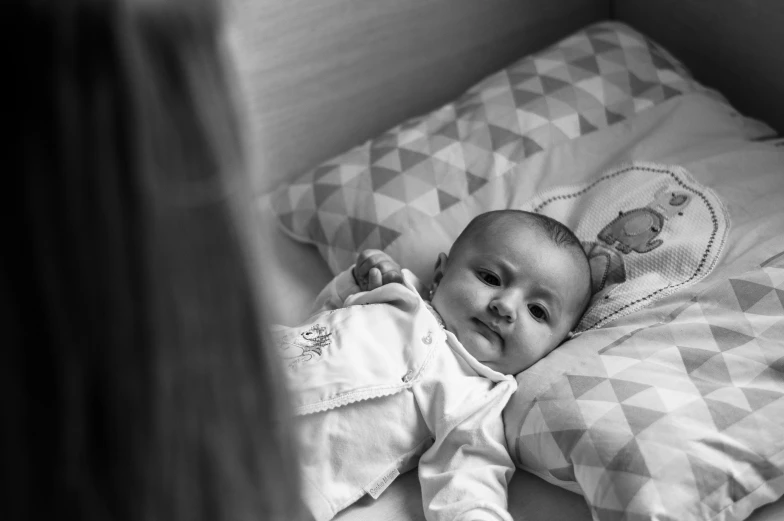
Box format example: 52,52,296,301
466,285,487,307
528,329,554,356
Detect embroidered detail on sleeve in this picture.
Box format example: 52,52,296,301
277,324,332,369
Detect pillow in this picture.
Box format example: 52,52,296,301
269,21,736,281
499,101,784,520
505,251,784,521
519,162,729,333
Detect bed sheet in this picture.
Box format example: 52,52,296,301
330,469,784,521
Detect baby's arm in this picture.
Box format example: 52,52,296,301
311,250,412,314
310,266,361,314
416,379,517,521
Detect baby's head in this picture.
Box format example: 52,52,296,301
430,210,591,375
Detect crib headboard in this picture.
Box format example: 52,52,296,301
228,0,784,194
228,0,608,193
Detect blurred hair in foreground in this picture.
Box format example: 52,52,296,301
5,0,304,520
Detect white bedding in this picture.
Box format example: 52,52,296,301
255,21,784,521
258,98,784,521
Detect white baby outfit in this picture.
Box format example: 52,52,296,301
272,267,518,521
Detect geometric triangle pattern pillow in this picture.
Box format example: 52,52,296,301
522,162,730,334
269,21,727,274
504,254,784,521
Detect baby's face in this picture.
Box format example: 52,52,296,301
431,224,590,375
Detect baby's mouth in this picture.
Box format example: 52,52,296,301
473,318,502,343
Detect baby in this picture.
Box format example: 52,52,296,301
274,209,592,521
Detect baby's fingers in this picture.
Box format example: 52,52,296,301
367,267,383,290
372,259,402,284
380,268,403,286
355,249,386,279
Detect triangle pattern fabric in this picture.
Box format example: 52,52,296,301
741,387,784,410
709,325,754,351
466,172,489,195
568,375,607,398
313,183,342,208
730,279,773,311
704,398,752,430
688,454,729,501
437,189,461,212
619,405,666,435
677,345,717,373
606,439,651,477
505,256,784,521
370,166,400,191
270,21,708,274
609,379,651,402
399,149,432,171
746,290,784,316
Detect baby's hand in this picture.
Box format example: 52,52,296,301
354,249,403,291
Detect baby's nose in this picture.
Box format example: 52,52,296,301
490,296,517,322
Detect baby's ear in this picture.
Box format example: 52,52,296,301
432,253,449,285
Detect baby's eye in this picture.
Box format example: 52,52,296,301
478,271,500,286
528,305,546,321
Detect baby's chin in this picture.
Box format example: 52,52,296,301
458,330,501,364
461,337,532,375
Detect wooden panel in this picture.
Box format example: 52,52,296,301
227,0,607,192
615,0,784,135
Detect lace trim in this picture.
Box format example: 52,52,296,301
423,301,446,329
296,385,408,416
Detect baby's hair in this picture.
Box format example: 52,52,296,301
525,212,584,250
451,209,584,256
